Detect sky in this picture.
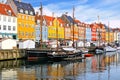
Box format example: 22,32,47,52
3,0,120,28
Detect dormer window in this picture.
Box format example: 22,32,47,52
67,24,69,27
25,10,28,14
61,24,63,27
20,9,23,13
30,11,33,15
50,21,52,26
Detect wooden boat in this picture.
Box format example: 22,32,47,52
47,48,83,61
26,49,52,60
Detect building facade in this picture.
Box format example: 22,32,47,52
35,14,48,42
7,0,35,40
0,3,17,39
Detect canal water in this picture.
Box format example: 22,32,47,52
0,52,120,80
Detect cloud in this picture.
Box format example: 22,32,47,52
33,0,120,28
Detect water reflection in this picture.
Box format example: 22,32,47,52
0,52,119,80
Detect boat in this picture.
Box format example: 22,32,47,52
105,51,117,56
47,48,83,61
26,49,51,60
84,53,94,57
104,46,117,52
95,47,104,54
95,49,104,54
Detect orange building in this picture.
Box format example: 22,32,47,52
90,23,97,41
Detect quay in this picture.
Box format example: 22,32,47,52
0,49,26,61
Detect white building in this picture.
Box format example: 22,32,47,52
0,3,17,39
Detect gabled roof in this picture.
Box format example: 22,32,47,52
74,19,80,23
57,17,65,24
0,3,16,16
44,15,54,26
13,0,35,15
67,16,74,23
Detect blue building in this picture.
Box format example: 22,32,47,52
86,26,92,42
35,14,48,43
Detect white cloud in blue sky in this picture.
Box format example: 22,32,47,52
4,0,120,28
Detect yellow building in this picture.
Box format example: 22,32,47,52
17,13,35,40
44,16,64,40
7,0,35,40
106,32,114,43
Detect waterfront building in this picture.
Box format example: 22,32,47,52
7,0,35,40
0,3,17,39
118,29,120,43
90,23,97,46
96,23,106,46
44,15,54,40
35,13,48,43
61,14,71,41
105,25,114,43
113,28,119,42
100,23,106,43
86,24,91,47
57,18,65,40
75,20,85,41
61,14,78,41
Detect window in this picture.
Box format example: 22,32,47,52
26,32,28,36
25,10,28,14
30,11,33,15
3,25,6,30
26,16,28,20
20,9,23,13
50,21,52,26
13,18,16,22
3,16,6,21
8,26,11,30
0,25,1,30
32,17,34,21
22,32,24,36
8,17,11,22
22,15,24,19
13,26,16,31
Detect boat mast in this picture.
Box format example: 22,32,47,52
97,15,100,47
72,6,75,48
56,17,59,51
84,23,86,48
108,21,110,44
40,3,43,48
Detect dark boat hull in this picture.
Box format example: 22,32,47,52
47,51,82,61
